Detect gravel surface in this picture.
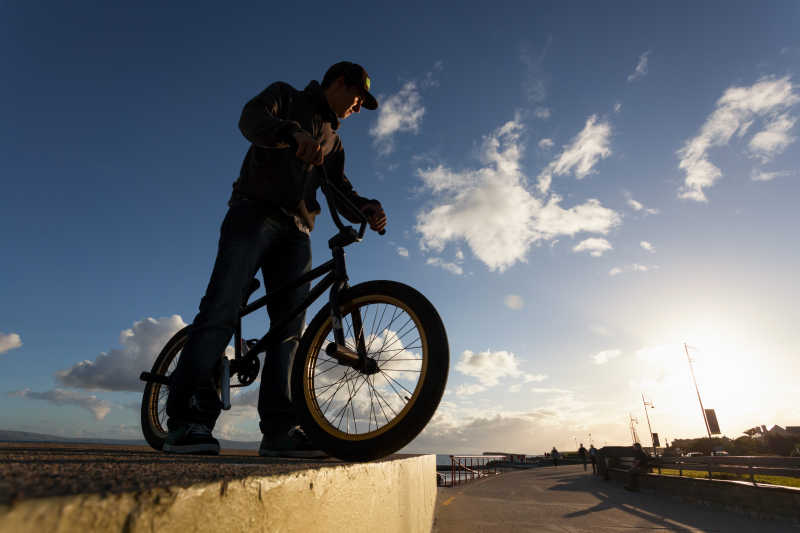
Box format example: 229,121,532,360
0,442,373,504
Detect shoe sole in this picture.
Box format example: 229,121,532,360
163,443,220,455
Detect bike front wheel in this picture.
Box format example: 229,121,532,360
291,280,449,461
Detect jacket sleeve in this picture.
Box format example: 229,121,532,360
324,142,378,224
238,82,305,148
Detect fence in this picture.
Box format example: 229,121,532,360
439,455,507,487
654,455,800,486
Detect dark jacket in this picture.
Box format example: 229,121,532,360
232,80,374,231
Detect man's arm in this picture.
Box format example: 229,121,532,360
324,145,387,232
238,82,304,148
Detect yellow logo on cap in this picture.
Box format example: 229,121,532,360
365,77,371,91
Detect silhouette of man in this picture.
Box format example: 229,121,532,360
578,443,588,471
624,442,650,491
164,62,386,457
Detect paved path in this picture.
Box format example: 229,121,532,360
433,464,798,532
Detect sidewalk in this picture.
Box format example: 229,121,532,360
434,464,798,532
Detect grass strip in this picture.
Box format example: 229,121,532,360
659,468,800,488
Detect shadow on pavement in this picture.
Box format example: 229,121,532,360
546,466,795,532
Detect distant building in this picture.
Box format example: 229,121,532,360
743,424,800,438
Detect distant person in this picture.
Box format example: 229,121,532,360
578,443,588,471
624,443,650,492
589,444,598,475
163,61,386,457
551,446,559,467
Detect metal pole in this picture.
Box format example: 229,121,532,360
685,343,712,439
642,393,656,457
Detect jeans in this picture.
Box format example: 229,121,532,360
166,202,311,436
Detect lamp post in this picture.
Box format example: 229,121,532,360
642,393,657,457
629,414,640,445
684,343,712,439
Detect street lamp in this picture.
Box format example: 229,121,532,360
642,393,657,457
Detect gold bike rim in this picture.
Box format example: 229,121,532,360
303,294,429,441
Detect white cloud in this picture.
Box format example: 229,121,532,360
405,388,620,454
748,114,797,162
455,349,522,386
415,118,620,272
9,388,112,420
426,257,463,275
455,383,487,396
572,237,612,257
609,263,654,276
640,241,655,253
520,37,551,103
627,50,650,82
624,191,659,215
592,349,622,365
538,138,554,149
589,324,612,337
370,81,425,155
677,76,799,202
396,246,409,257
56,316,186,391
751,169,792,182
455,249,464,261
535,107,551,119
537,115,612,194
531,387,572,394
523,373,548,383
0,332,22,354
504,294,524,310
614,102,622,113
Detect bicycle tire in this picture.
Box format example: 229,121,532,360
291,280,449,461
140,326,190,451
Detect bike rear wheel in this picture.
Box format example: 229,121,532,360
140,326,189,450
291,280,449,461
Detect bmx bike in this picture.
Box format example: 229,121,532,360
139,168,449,461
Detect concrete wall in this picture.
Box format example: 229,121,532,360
0,455,437,533
606,469,800,523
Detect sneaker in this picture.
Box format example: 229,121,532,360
258,426,327,458
163,423,220,455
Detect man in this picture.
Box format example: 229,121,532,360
578,443,588,471
589,444,598,475
551,446,559,467
624,442,650,491
164,62,387,457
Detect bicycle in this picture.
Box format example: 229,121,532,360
139,167,449,461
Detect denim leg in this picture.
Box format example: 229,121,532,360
257,229,311,437
167,205,275,430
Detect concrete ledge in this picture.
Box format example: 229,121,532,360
0,454,436,533
605,468,800,523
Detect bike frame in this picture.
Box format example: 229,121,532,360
223,169,374,399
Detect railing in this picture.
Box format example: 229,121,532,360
600,448,800,488
654,455,800,486
438,455,507,487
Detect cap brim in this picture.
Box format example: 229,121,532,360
362,91,378,110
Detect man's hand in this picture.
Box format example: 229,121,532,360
292,131,324,166
360,201,387,233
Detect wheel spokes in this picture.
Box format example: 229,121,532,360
310,300,424,436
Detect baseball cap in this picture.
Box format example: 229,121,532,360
322,61,378,110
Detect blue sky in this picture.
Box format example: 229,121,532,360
2,1,799,454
